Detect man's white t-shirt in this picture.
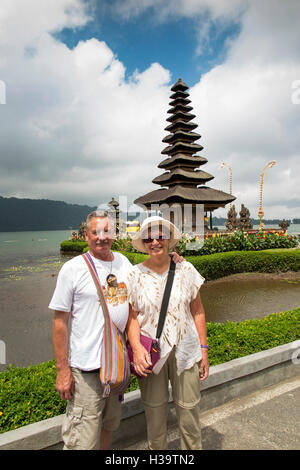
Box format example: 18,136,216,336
49,251,132,371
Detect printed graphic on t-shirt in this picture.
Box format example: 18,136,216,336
102,274,128,306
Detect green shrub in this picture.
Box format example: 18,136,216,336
62,238,139,254
118,251,147,265
60,240,88,252
81,246,147,264
111,239,139,253
0,361,66,434
186,248,300,280
207,308,300,365
1,309,299,434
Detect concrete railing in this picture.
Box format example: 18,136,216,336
0,341,299,450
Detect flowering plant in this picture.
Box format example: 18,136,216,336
176,230,298,256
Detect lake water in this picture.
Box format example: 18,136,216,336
0,226,299,369
0,230,72,275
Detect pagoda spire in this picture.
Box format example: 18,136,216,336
152,77,214,188
134,78,236,231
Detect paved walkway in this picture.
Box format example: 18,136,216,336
116,375,300,450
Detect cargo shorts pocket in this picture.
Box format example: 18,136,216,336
62,405,83,450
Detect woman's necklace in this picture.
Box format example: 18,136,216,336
103,253,114,275
104,254,118,287
94,251,114,275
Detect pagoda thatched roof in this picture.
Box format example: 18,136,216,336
152,168,214,186
171,78,189,92
134,185,236,211
158,154,208,169
169,97,191,106
164,120,198,132
166,111,196,123
162,131,200,144
161,141,203,155
167,104,193,114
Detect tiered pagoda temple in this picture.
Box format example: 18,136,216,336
134,78,235,231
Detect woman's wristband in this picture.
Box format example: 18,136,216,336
201,345,209,350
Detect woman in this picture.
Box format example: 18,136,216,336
126,216,209,450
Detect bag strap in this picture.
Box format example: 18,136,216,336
82,252,116,392
82,252,110,322
155,258,176,340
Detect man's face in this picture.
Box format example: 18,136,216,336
85,217,114,259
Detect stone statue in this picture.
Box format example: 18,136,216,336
238,204,253,231
226,203,252,232
226,205,238,231
78,222,86,240
279,219,290,231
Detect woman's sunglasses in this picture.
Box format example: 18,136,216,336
142,235,168,244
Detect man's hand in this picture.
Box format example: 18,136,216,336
53,310,74,400
199,351,209,381
170,252,185,264
56,367,75,401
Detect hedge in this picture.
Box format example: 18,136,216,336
185,248,300,280
116,248,300,281
61,239,139,254
1,308,299,434
207,309,300,365
80,247,300,280
60,240,88,253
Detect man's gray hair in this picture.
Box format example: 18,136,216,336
86,210,116,231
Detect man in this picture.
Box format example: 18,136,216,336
50,210,133,450
50,210,182,450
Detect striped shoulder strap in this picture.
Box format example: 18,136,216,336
82,252,114,394
82,252,110,319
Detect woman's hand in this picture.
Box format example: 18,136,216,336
133,344,153,377
190,291,209,381
127,304,152,377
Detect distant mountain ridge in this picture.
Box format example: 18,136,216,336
0,196,294,232
0,196,96,232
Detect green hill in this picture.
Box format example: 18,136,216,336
0,196,96,231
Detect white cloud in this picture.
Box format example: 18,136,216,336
0,0,90,54
111,0,247,22
189,0,300,220
0,0,300,221
0,0,171,207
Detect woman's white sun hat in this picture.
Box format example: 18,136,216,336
131,216,181,254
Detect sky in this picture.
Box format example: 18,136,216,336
0,0,300,220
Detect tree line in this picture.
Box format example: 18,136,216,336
0,196,96,231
